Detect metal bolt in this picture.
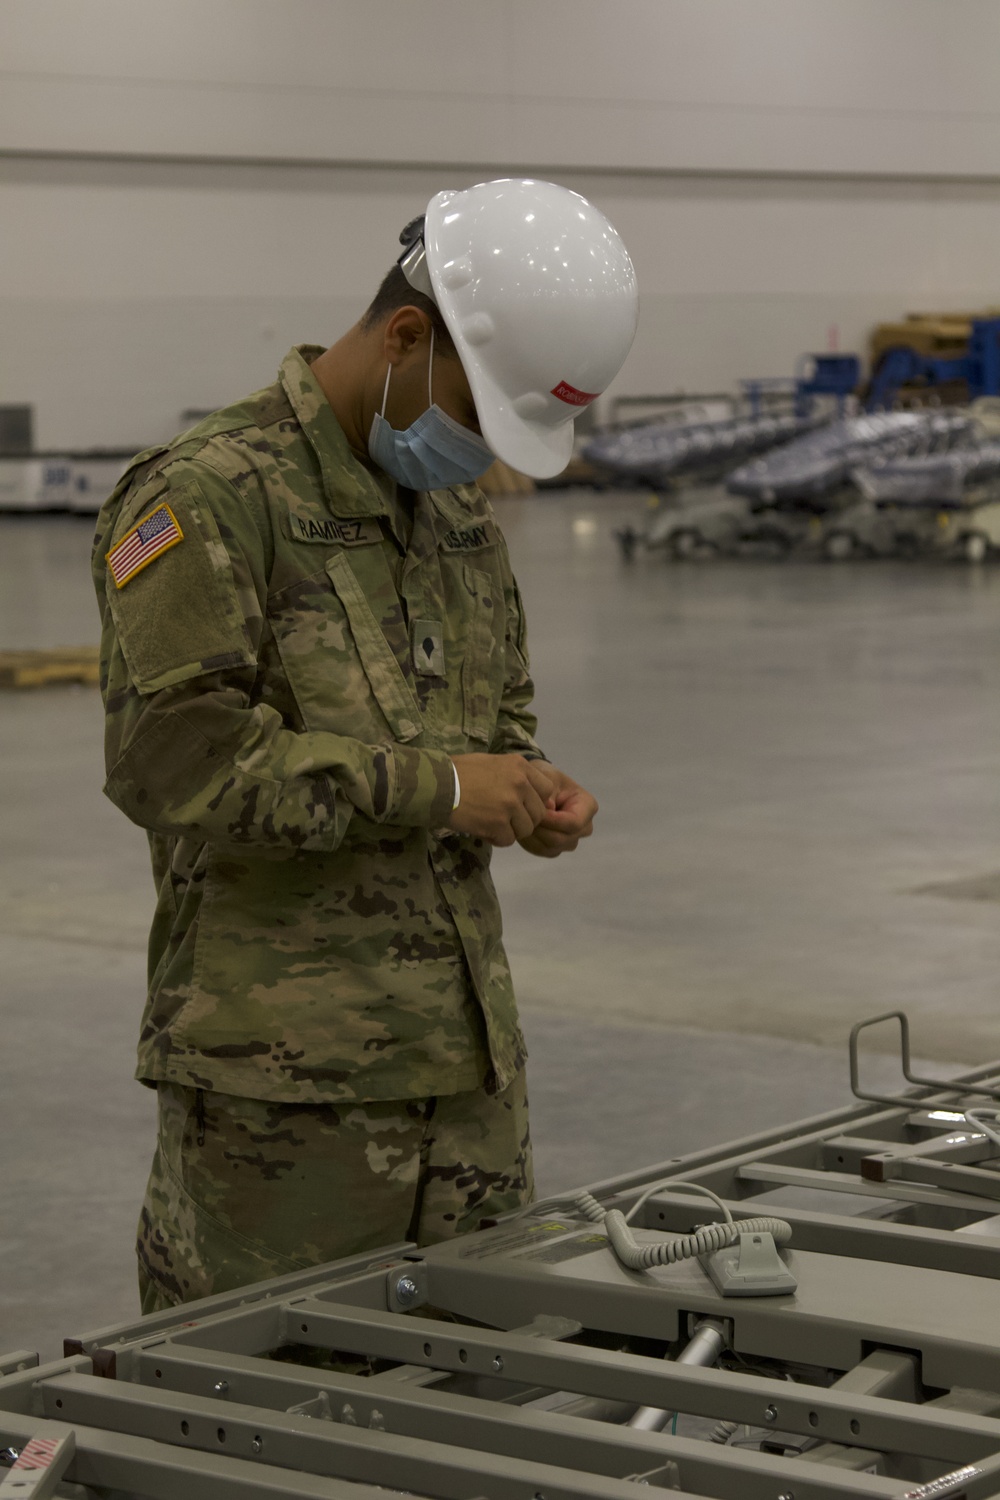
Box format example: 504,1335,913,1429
492,1355,504,1373
213,1380,229,1397
251,1436,263,1455
394,1275,420,1306
764,1404,778,1423
778,1493,795,1500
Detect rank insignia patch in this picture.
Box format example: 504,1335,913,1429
412,618,446,676
107,504,183,588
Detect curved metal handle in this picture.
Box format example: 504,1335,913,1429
849,1012,916,1107
849,1011,1000,1108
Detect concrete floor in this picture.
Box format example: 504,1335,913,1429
2,494,998,1360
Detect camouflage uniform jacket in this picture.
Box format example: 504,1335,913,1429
92,346,545,1105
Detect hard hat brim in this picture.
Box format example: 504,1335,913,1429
456,350,576,481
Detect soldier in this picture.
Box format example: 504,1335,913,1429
92,178,638,1312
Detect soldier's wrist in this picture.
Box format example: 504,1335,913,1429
381,745,457,828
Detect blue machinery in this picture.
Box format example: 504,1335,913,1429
742,354,862,419
742,322,1000,415
799,353,862,411
865,317,1000,411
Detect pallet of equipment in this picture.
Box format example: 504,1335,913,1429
0,648,100,690
870,318,971,365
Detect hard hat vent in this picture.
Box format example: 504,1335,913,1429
441,259,474,290
513,393,549,419
462,313,495,346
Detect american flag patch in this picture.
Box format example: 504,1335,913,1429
107,503,183,588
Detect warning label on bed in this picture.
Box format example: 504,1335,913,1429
454,1221,578,1260
513,1233,609,1265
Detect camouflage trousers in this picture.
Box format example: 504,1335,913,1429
138,1072,532,1314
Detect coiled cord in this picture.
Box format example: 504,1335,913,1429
573,1183,791,1272
603,1209,792,1270
711,1419,741,1445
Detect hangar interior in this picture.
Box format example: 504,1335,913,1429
3,5,1000,1498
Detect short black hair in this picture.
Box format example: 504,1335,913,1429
360,264,455,351
360,215,457,352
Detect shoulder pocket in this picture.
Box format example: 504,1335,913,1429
107,482,255,695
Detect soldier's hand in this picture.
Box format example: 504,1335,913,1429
517,768,598,859
449,754,557,846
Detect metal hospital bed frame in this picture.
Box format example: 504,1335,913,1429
5,1012,1000,1500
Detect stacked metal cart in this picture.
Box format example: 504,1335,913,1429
595,402,1000,563
6,1013,1000,1498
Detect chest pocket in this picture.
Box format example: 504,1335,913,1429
269,552,422,744
462,563,504,744
325,554,422,741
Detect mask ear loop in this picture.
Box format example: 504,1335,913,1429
382,324,435,420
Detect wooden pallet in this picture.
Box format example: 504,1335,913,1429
870,317,971,365
870,307,1000,366
0,647,100,689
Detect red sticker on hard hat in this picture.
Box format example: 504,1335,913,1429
551,380,600,407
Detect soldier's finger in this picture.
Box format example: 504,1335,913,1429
539,806,593,837
528,841,562,859
519,784,549,829
551,788,599,824
525,761,558,800
527,826,580,855
509,804,538,842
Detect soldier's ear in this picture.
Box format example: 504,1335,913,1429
383,307,432,366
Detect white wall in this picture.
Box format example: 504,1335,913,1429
3,2,1000,448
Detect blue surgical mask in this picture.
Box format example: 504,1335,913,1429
368,330,495,490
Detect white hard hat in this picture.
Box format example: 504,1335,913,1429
399,179,638,479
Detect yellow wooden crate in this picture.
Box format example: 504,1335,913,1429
0,647,100,690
